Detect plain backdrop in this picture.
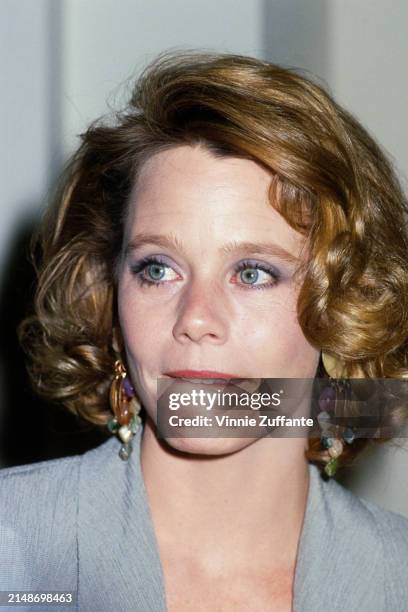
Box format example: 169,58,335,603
1,0,407,517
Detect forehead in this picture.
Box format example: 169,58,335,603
130,145,270,207
125,145,305,256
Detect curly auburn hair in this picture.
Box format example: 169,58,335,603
19,50,408,474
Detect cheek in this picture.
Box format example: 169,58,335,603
117,283,164,361
236,287,318,373
117,283,166,412
271,311,319,374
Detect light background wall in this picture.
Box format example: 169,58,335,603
1,0,407,516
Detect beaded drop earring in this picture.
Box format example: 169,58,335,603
318,352,356,477
107,360,142,460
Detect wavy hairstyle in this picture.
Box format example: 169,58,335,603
19,51,408,473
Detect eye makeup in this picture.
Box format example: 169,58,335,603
232,259,281,290
129,255,176,288
129,256,281,290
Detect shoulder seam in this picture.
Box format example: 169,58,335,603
0,454,82,477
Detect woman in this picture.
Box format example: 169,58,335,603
1,51,407,611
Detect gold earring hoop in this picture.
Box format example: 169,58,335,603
321,351,347,379
108,360,142,460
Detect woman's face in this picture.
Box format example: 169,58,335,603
117,145,320,453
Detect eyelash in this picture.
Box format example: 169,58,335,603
130,256,280,290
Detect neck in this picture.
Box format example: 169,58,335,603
140,416,310,577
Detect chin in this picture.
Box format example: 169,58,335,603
159,435,257,458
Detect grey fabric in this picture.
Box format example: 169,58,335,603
1,424,407,611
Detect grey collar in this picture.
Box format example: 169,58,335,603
78,425,383,611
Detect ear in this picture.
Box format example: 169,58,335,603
112,325,124,354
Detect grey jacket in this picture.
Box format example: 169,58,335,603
1,425,407,611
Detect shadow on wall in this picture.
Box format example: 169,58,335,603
262,0,330,83
0,218,108,468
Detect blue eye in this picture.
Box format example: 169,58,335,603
240,268,259,284
130,257,280,290
130,257,178,287
146,262,166,281
234,261,280,289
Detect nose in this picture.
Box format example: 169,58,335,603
172,280,229,345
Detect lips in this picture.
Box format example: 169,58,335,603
161,370,263,400
162,370,250,389
163,370,243,382
172,378,231,386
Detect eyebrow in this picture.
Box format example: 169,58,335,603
125,233,301,264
